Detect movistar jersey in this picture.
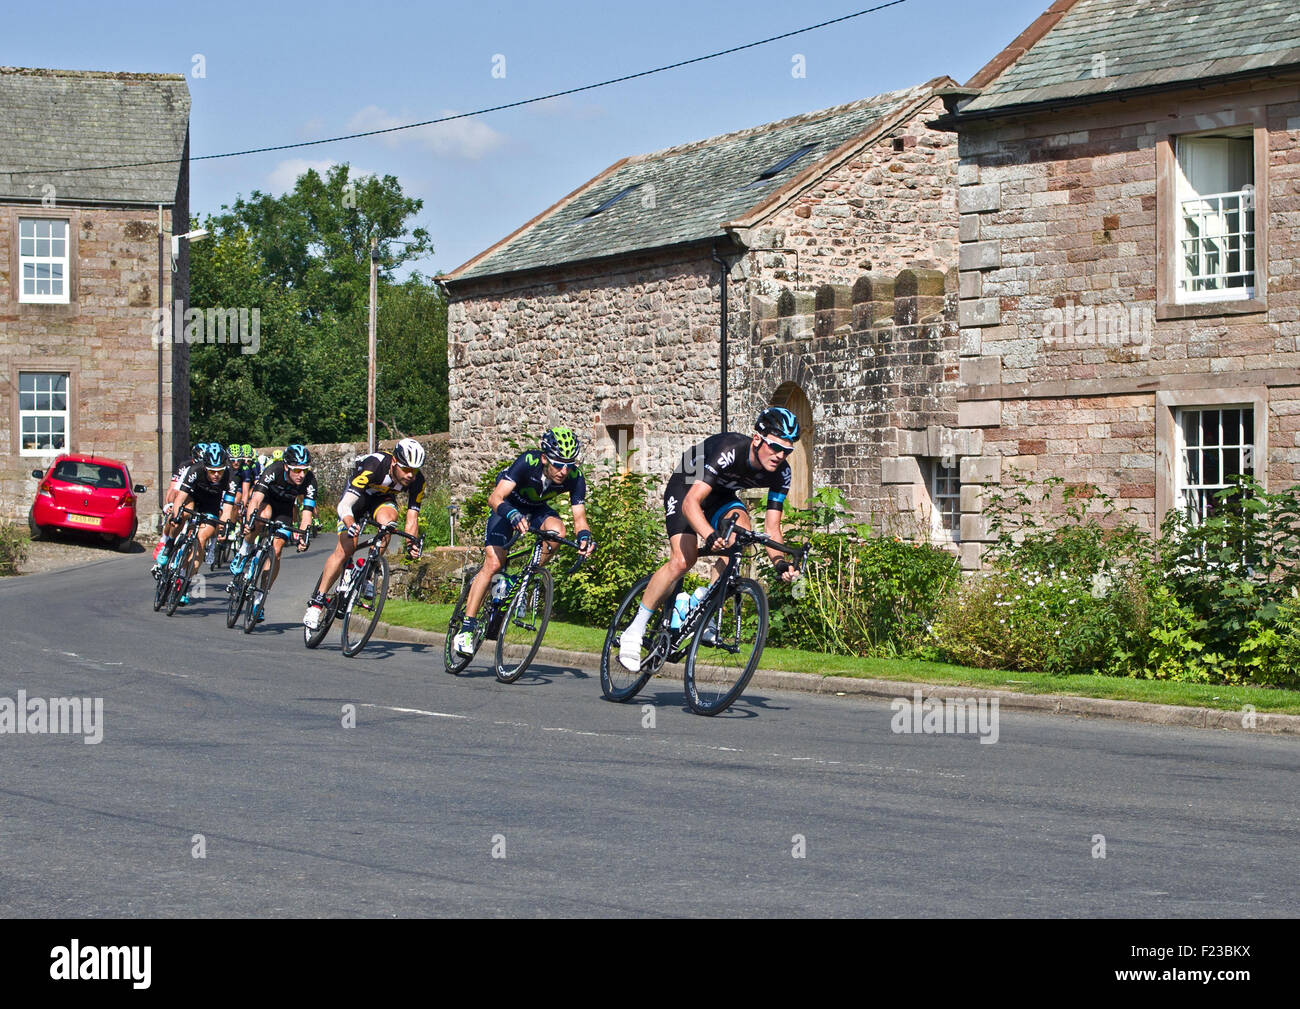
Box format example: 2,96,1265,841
499,451,587,512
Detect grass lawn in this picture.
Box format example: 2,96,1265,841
381,599,1300,715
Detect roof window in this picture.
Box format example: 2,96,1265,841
583,184,641,218
739,143,818,190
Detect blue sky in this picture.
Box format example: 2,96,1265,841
6,0,1049,276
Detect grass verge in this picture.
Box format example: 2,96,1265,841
381,598,1300,715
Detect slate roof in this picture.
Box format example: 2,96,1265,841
960,0,1300,117
447,80,947,284
0,67,191,204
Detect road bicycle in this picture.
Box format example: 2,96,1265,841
444,528,586,682
153,507,225,617
303,519,422,656
227,515,305,633
600,517,808,715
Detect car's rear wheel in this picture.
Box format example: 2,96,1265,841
28,513,46,541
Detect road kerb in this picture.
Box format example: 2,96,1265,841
370,621,1300,735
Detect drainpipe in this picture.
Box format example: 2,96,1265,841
157,204,165,515
712,246,730,434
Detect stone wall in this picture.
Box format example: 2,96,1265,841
743,265,969,548
746,96,960,293
448,246,746,494
0,202,187,522
257,432,450,504
950,76,1300,563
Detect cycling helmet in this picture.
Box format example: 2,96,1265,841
191,442,208,464
284,443,310,467
271,448,284,462
755,406,800,443
241,443,253,461
540,426,581,465
200,443,229,470
227,443,241,462
393,438,425,469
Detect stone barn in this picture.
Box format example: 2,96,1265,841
442,78,961,524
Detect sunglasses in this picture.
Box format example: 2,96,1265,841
205,468,227,479
544,457,573,472
286,465,308,474
759,436,795,457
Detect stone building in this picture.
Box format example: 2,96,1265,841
442,79,960,516
925,0,1300,567
0,67,192,523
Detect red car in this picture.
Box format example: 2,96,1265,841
29,454,147,551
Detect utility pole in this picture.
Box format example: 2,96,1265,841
368,237,378,454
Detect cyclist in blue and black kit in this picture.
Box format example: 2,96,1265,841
617,406,803,671
452,426,596,655
230,444,318,622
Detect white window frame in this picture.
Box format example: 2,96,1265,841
1174,135,1255,305
1173,405,1256,523
925,457,962,542
18,218,71,304
18,371,71,456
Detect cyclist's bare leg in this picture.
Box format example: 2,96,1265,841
537,514,566,566
641,532,701,613
465,545,508,619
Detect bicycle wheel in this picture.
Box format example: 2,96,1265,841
165,538,198,617
494,569,553,683
225,567,249,628
341,555,389,657
683,577,768,716
443,565,482,675
152,555,172,612
303,573,339,649
600,574,665,702
243,549,272,634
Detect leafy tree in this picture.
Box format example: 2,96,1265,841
188,164,446,444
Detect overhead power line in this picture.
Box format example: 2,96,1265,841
7,1,907,177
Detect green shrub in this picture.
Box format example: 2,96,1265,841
766,488,960,656
549,463,664,627
0,523,28,576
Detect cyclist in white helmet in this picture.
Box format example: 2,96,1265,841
303,437,426,629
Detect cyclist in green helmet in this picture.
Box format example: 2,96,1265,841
452,426,596,656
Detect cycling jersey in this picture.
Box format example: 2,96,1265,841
663,432,791,538
338,452,425,518
253,460,318,509
178,467,238,514
498,451,587,512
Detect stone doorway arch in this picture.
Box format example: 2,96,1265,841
769,382,813,510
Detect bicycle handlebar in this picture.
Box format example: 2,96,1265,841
503,527,589,576
714,514,809,566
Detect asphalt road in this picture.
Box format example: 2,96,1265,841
1,546,1297,918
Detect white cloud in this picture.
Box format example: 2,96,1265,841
347,105,506,160
265,158,380,196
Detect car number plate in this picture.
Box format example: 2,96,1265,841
66,513,101,525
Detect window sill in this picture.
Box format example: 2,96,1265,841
1156,297,1266,321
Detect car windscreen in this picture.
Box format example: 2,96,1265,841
50,461,126,489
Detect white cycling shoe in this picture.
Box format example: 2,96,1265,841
303,604,323,629
453,631,476,656
618,628,643,672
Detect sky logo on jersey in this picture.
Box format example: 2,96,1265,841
665,495,677,517
716,449,736,469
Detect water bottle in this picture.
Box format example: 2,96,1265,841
491,573,512,603
670,590,703,629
